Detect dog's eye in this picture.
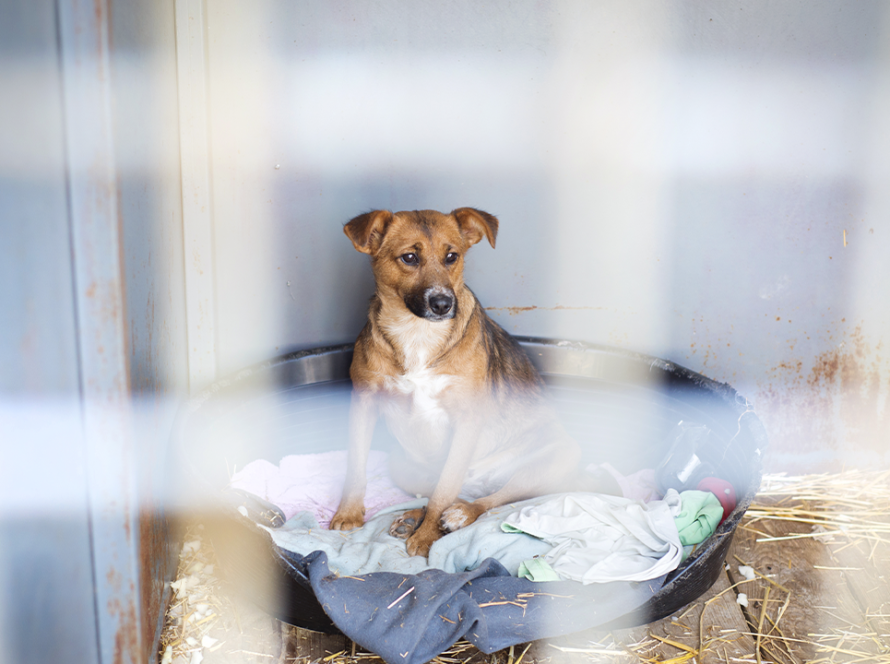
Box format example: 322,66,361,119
400,253,419,265
445,252,459,265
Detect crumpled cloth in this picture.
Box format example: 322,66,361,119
229,451,413,527
697,477,737,522
502,490,683,584
674,490,724,546
265,497,552,578
276,549,666,664
230,454,661,530
517,557,561,582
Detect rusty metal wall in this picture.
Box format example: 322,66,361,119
110,0,189,657
203,0,890,472
0,1,102,661
0,0,186,662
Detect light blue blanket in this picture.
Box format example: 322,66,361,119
265,497,553,577
265,490,713,582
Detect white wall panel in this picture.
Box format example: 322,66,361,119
197,0,890,469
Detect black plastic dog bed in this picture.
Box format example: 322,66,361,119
172,338,766,657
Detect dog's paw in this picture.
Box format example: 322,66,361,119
329,506,364,531
439,501,484,533
405,531,435,558
389,507,426,539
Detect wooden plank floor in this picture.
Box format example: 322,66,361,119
159,472,890,664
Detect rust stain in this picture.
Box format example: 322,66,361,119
123,501,131,541
687,317,723,370
106,566,122,592
109,594,139,664
756,324,889,472
484,305,609,316
140,507,170,660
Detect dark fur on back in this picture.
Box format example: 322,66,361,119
476,300,542,390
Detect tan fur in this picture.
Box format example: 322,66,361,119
329,208,616,557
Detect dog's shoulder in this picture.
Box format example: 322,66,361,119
480,311,542,390
350,303,398,388
451,290,542,391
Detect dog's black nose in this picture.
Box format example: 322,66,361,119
429,294,454,316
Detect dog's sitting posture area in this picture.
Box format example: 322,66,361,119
330,207,617,557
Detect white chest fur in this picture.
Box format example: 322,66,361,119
380,309,454,427
385,366,452,426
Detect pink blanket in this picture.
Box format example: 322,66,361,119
229,451,414,528
229,452,660,530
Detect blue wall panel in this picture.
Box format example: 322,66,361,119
0,0,101,661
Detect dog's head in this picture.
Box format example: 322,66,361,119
344,208,498,321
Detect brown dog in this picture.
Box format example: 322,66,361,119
329,208,616,557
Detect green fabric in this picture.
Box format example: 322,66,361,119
674,490,724,546
517,557,561,582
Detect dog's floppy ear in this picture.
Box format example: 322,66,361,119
451,207,499,249
344,210,394,254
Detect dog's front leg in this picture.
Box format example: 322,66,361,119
405,416,480,557
330,390,377,531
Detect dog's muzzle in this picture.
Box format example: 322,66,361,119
429,293,454,317
406,287,456,321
